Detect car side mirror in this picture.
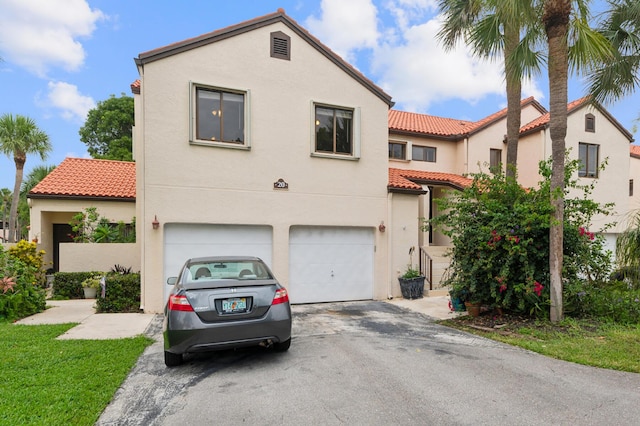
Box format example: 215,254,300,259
167,277,177,285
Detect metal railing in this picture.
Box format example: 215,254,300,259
419,247,433,290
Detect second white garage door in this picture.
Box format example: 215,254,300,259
289,226,374,303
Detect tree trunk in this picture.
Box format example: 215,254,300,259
504,24,522,179
9,156,25,243
544,0,571,323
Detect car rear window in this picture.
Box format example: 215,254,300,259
184,260,272,282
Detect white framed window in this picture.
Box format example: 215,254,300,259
190,82,251,149
412,145,436,162
389,141,407,160
579,142,599,178
311,102,360,159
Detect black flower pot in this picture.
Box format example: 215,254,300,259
398,276,425,299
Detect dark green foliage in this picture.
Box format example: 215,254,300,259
0,246,46,321
565,279,640,324
96,273,141,313
430,158,614,318
79,94,134,161
52,271,101,299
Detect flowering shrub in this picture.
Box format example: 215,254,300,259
8,240,48,287
430,158,614,317
0,245,46,321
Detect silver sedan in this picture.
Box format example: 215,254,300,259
163,256,292,367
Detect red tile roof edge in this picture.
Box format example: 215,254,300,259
631,145,640,159
29,158,136,199
389,168,472,192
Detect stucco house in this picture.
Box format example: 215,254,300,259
25,9,637,314
387,95,634,281
132,9,394,312
28,157,137,273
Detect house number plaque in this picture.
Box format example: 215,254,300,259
274,178,289,190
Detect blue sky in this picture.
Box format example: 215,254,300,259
0,0,638,191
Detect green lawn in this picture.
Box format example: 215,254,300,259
442,317,640,373
0,322,153,426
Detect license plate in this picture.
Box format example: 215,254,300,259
222,297,247,313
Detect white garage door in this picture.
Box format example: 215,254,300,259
289,226,374,303
164,224,273,301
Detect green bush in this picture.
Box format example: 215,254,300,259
565,280,640,324
430,157,614,318
0,246,46,321
96,273,141,313
52,272,102,299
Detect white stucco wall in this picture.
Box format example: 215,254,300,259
136,21,391,312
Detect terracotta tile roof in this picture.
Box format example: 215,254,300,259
390,97,545,138
29,158,136,200
631,145,640,159
520,96,590,134
130,79,140,95
389,168,472,192
389,110,472,138
135,9,393,107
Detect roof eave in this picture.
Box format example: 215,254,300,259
27,194,136,202
135,11,394,107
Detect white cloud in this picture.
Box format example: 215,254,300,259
46,81,95,122
371,17,507,112
305,0,379,62
0,0,105,76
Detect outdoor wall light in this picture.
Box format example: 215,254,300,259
378,221,386,233
152,215,160,230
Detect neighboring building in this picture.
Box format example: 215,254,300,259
132,9,393,312
630,145,640,215
28,158,137,272
389,96,634,272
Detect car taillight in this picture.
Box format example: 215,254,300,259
168,294,194,312
272,288,289,305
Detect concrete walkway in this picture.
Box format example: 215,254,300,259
13,294,458,340
14,299,157,340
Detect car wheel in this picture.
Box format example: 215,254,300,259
164,350,183,367
273,338,291,352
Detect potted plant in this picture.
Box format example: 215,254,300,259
398,247,425,299
81,276,101,299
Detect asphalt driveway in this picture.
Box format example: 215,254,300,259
97,301,640,425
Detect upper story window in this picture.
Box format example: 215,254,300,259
315,105,353,155
585,113,595,132
579,142,599,178
389,141,406,160
630,179,634,196
490,148,502,171
192,83,248,148
412,145,436,162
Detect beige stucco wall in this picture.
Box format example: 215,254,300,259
388,135,462,174
629,155,640,215
28,198,136,268
59,243,140,272
389,192,420,297
136,22,390,312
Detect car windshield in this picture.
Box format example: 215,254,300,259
183,260,272,283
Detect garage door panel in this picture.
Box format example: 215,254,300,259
289,226,373,304
164,224,273,302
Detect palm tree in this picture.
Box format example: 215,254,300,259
615,210,640,288
437,0,542,179
542,0,612,321
0,114,51,242
587,0,640,105
0,188,11,242
18,165,56,239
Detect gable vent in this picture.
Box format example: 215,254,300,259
271,31,290,60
